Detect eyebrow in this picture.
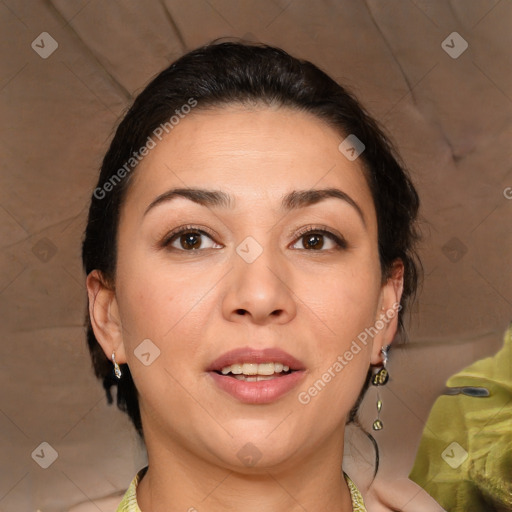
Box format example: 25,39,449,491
143,187,366,226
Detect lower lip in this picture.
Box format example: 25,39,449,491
209,371,306,404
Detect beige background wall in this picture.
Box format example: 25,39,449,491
1,1,510,511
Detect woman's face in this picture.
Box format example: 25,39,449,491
91,105,401,472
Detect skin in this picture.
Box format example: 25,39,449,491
86,105,438,511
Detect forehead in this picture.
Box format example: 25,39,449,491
121,105,376,227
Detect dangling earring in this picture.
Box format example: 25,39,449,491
112,351,122,379
371,345,390,431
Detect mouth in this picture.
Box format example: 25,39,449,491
206,347,306,404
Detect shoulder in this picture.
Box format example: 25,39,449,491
361,477,446,512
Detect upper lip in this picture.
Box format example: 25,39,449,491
207,347,305,372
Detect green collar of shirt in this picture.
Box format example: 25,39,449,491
116,466,367,511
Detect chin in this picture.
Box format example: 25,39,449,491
204,431,301,473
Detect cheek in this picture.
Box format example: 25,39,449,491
299,256,381,396
299,296,376,421
114,265,210,414
116,248,207,334
115,255,219,381
306,255,382,335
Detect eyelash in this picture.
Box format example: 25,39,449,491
160,224,348,252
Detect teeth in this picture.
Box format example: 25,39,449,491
231,364,243,374
242,363,259,375
219,362,292,376
234,375,276,381
221,363,242,375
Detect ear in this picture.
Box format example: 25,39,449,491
86,270,127,364
370,259,404,366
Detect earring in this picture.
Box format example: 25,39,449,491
112,351,122,379
371,345,390,431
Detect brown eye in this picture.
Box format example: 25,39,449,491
291,228,347,251
163,227,222,251
303,233,325,250
178,231,203,250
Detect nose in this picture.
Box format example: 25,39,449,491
221,240,297,326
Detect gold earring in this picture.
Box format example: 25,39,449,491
112,351,122,379
371,345,390,431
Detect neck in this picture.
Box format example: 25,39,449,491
136,429,354,512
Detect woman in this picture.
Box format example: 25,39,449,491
82,41,443,511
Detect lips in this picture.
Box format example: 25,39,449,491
206,347,306,404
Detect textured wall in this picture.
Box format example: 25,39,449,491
1,1,510,510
